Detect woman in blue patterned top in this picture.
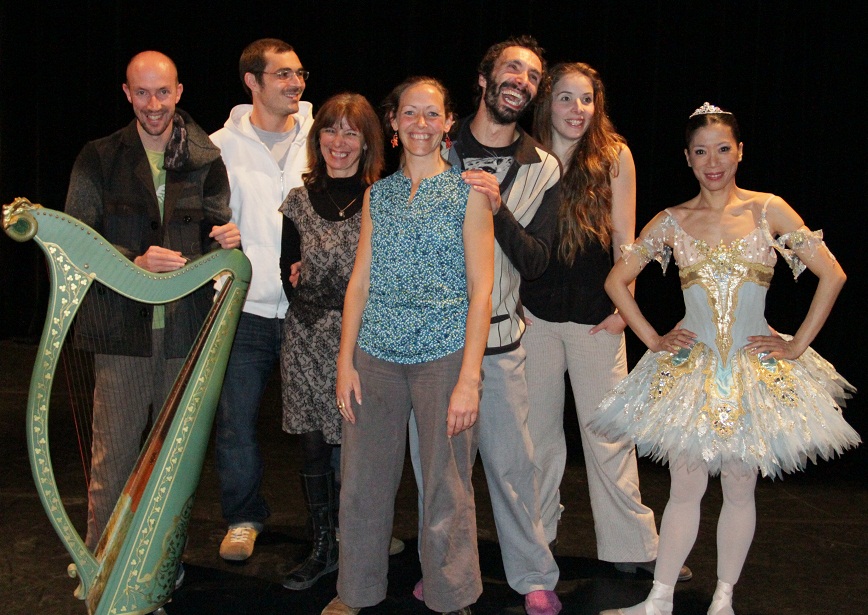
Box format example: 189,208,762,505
322,77,493,615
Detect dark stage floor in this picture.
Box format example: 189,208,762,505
2,340,865,615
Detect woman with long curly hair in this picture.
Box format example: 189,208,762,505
522,62,690,581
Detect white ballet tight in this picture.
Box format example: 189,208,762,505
601,461,758,614
655,460,756,587
716,464,757,584
653,461,708,586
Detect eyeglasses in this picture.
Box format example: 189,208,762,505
258,68,310,81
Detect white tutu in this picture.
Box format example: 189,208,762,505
591,201,860,478
591,340,858,478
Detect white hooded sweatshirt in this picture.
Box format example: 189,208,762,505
211,102,313,318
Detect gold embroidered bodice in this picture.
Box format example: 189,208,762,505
623,199,832,365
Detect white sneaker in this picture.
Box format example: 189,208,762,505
219,524,259,561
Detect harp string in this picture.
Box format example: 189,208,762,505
72,277,212,551
5,198,251,615
60,340,94,485
57,276,202,525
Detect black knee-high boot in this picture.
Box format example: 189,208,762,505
282,471,338,590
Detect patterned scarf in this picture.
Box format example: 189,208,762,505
163,112,189,171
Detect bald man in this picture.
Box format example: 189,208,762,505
65,50,238,551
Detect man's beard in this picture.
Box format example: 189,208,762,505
483,79,532,125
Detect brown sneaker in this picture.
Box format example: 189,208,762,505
219,525,259,561
321,596,360,615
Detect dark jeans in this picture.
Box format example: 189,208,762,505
215,312,282,526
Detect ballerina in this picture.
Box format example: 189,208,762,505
593,102,860,615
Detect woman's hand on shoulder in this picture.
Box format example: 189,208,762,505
462,170,502,214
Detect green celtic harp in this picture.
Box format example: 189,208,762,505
3,197,251,615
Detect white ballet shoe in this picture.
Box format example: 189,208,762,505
599,580,674,615
707,580,735,615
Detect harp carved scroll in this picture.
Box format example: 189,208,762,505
3,197,251,615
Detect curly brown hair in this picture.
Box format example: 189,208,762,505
533,62,625,264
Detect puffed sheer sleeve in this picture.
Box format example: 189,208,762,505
620,211,676,275
766,224,837,280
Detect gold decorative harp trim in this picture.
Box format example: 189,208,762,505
4,197,251,615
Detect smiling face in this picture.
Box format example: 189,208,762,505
247,50,306,122
685,124,743,190
480,46,543,125
390,82,454,158
122,51,183,149
320,117,364,178
549,71,595,145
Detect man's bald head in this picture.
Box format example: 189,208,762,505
126,51,179,86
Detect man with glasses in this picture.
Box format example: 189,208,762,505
211,38,313,561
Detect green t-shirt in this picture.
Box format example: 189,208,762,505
145,149,167,329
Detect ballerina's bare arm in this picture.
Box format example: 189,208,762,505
604,210,697,353
745,196,846,360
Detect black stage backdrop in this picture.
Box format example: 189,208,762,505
1,1,865,464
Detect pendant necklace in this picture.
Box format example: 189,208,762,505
327,189,363,218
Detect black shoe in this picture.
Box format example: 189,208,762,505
613,560,693,582
283,471,339,590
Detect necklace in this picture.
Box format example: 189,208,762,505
326,189,363,217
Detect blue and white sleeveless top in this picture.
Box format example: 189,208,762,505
357,167,470,364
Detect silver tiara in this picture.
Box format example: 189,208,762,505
689,102,732,118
